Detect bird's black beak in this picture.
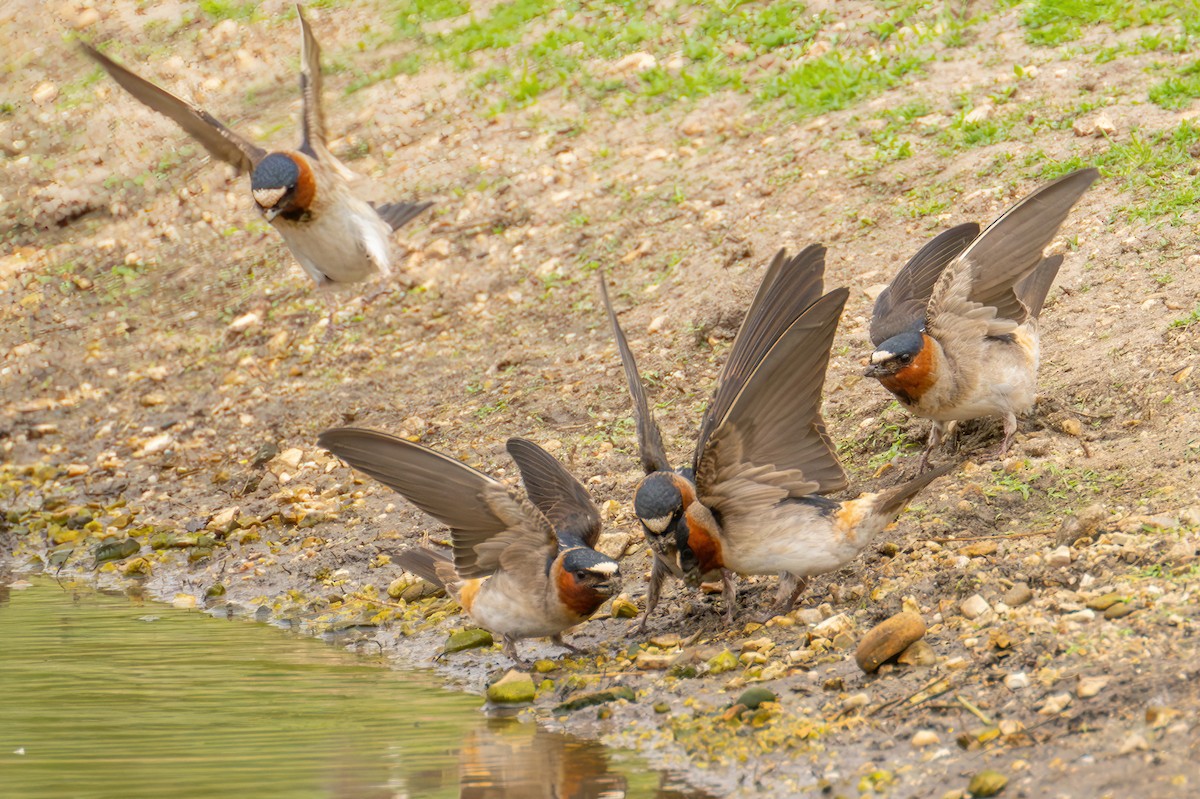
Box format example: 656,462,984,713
864,363,887,379
261,206,281,223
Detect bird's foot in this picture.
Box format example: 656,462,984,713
501,637,530,668
551,634,584,655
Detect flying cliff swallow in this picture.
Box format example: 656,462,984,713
318,428,619,665
865,168,1098,470
81,6,430,290
603,246,954,623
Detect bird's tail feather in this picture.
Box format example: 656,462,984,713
374,201,433,232
871,461,957,521
1015,255,1063,319
396,547,456,591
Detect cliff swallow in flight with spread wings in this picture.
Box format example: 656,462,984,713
319,429,619,665
82,6,430,291
603,246,954,624
865,168,1098,470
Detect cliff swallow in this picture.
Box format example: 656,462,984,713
601,246,830,627
318,428,619,665
604,246,953,622
865,168,1098,469
81,6,430,290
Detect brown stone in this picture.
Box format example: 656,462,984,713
855,611,927,673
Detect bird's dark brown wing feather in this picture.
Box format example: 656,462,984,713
957,168,1098,324
697,289,850,496
694,245,827,464
296,6,359,180
870,222,980,346
81,42,265,173
318,428,554,579
506,438,602,549
297,4,325,157
599,275,672,475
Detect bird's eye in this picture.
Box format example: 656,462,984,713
899,353,913,364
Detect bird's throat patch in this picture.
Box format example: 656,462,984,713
878,334,936,405
685,511,724,574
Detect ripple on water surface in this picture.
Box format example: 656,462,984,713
0,578,707,799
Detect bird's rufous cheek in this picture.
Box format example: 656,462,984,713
289,152,317,212
554,567,607,617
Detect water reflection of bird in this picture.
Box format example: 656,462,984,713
81,6,430,293
604,247,954,622
865,169,1098,470
318,429,619,665
458,718,626,799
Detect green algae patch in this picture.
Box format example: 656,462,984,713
92,537,139,566
736,686,777,711
487,670,536,704
553,686,636,713
443,628,494,654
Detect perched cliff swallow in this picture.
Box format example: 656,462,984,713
865,168,1098,469
81,6,430,290
318,428,619,665
604,246,953,622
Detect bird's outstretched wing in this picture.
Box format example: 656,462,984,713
870,223,979,346
296,5,357,180
81,42,265,173
953,167,1098,327
696,288,850,501
695,245,828,466
506,438,602,550
599,275,672,475
319,428,555,579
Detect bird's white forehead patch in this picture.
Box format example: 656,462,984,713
870,349,894,365
586,562,618,576
253,187,287,208
642,515,672,534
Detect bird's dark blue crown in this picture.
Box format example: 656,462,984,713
634,471,683,520
561,547,618,574
251,153,300,191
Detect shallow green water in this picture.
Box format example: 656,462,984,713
0,579,706,799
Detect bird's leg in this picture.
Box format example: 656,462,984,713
720,569,737,625
321,294,340,341
636,557,667,635
361,281,392,307
997,412,1019,457
550,633,584,655
918,421,946,473
501,636,530,668
772,572,809,617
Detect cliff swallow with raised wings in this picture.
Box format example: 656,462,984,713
865,168,1098,470
602,246,829,627
318,429,619,665
82,6,430,291
604,246,953,623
